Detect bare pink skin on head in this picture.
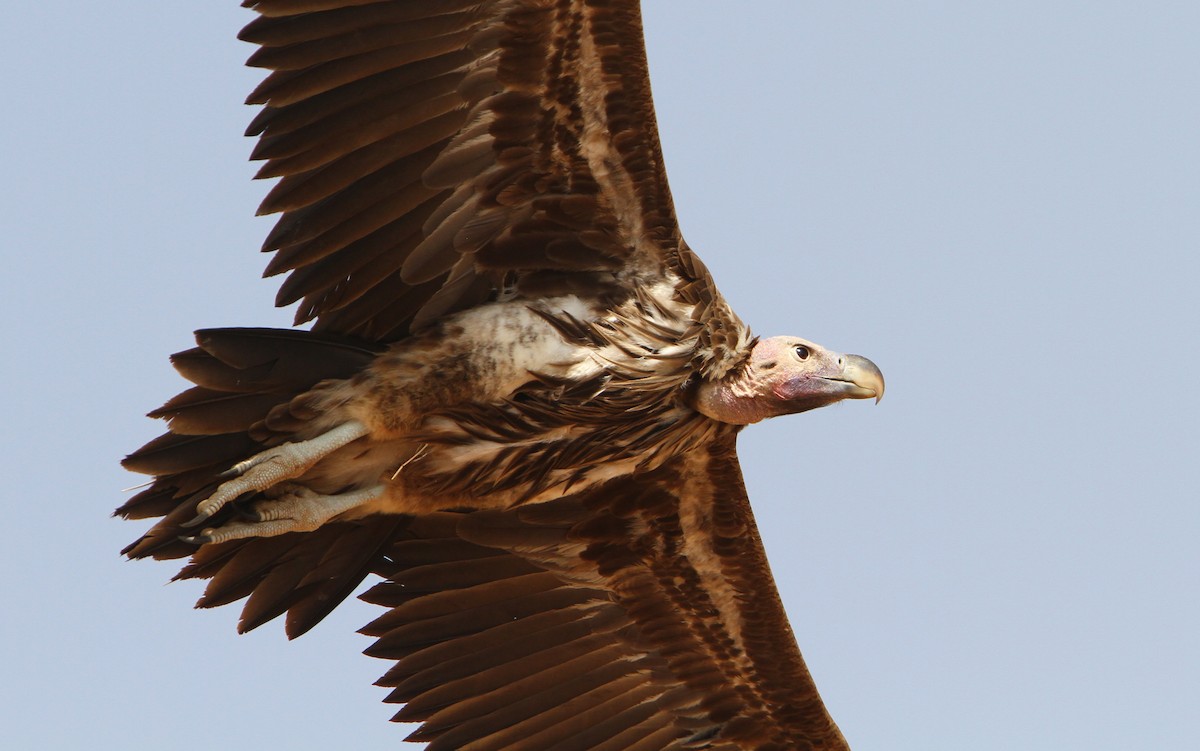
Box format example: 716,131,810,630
692,336,884,425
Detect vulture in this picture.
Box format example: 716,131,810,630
119,2,886,750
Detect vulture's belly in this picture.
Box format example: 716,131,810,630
292,289,714,518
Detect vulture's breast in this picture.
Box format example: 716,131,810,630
340,285,718,511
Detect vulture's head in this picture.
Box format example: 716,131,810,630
692,336,884,425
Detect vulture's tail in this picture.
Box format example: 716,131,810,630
117,327,404,636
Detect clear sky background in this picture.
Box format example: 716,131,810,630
2,2,1196,750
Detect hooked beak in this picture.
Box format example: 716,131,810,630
826,354,885,403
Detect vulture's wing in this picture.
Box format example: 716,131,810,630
245,0,741,370
369,439,847,749
169,432,849,750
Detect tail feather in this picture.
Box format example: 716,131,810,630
119,327,397,633
194,327,380,383
148,387,284,435
122,432,255,477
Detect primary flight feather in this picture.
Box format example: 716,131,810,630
119,2,885,749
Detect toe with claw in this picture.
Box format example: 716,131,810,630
180,484,385,545
183,420,370,528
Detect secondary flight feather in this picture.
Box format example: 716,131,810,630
119,2,885,749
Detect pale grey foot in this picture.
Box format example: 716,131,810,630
183,420,369,528
181,483,385,544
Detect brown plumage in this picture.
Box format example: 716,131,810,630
119,2,886,749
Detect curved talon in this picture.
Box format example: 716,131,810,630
178,533,212,546
179,511,212,529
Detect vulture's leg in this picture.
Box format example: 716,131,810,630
184,420,370,527
182,484,385,544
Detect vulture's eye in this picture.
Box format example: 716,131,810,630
793,345,811,360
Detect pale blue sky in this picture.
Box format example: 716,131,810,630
2,3,1196,749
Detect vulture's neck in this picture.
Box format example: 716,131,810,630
691,366,779,425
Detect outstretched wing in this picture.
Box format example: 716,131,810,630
244,0,737,359
169,429,849,750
